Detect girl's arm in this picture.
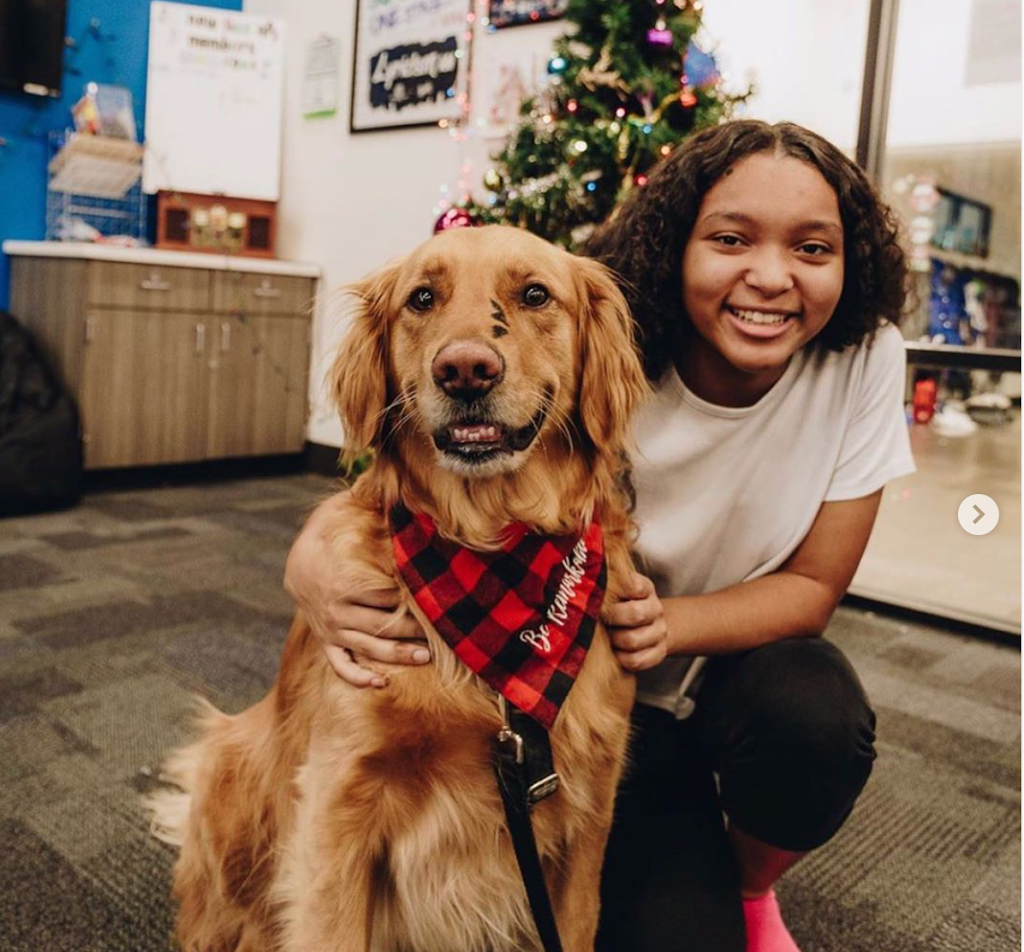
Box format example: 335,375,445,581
285,492,427,686
607,490,883,670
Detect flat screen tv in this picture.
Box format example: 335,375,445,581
0,0,68,98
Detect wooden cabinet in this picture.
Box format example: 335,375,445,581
8,250,316,469
87,260,213,312
212,270,313,317
79,309,210,467
205,313,310,459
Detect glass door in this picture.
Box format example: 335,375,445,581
850,0,1022,634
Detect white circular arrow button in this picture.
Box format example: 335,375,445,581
958,494,1000,536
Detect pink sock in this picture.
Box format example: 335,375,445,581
742,890,801,952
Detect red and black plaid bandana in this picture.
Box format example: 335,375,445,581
389,503,607,730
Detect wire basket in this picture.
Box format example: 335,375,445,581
45,130,147,244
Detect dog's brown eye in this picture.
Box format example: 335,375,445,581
522,284,550,308
408,287,434,312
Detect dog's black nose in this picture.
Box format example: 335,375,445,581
432,341,504,401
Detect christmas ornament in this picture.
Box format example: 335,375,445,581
434,207,475,233
616,127,631,162
684,40,719,88
647,18,673,47
484,167,502,191
547,55,568,74
578,46,629,96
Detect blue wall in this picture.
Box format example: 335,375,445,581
0,0,243,311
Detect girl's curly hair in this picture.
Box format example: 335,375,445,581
582,120,908,382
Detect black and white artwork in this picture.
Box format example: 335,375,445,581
351,0,471,132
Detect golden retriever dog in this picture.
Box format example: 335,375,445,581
151,225,647,952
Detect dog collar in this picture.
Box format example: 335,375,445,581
389,502,606,730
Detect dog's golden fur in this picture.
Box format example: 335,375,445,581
151,226,648,952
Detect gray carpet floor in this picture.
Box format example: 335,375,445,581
0,472,1019,951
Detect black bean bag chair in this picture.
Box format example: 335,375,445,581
0,310,82,516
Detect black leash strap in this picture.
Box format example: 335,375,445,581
494,699,564,952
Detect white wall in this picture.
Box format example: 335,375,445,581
700,0,871,153
243,0,1014,450
887,0,1022,147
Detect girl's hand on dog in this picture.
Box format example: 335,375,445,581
603,573,670,672
285,499,428,688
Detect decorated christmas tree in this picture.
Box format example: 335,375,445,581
441,0,751,247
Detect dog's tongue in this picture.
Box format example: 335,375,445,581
451,424,501,444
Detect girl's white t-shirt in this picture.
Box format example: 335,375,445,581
630,323,916,716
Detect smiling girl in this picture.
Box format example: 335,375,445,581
583,120,913,952
285,120,914,952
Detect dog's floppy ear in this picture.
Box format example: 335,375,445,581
573,256,648,451
330,259,403,459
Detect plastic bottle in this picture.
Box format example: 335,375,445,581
912,377,937,423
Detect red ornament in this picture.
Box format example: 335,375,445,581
680,89,698,108
434,207,475,233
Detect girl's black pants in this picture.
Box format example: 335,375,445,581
594,636,877,952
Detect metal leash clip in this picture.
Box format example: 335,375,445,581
497,694,524,764
496,695,559,805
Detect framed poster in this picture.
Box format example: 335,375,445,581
350,0,472,133
488,0,569,30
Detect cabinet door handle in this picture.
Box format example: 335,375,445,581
221,321,231,352
140,277,172,292
253,285,282,299
195,323,206,354
84,315,96,343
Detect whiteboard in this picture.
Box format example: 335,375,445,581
143,2,285,200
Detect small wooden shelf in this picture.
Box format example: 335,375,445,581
924,247,1020,281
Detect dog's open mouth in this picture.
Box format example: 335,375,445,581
433,406,547,463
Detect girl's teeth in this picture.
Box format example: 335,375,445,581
732,308,790,325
